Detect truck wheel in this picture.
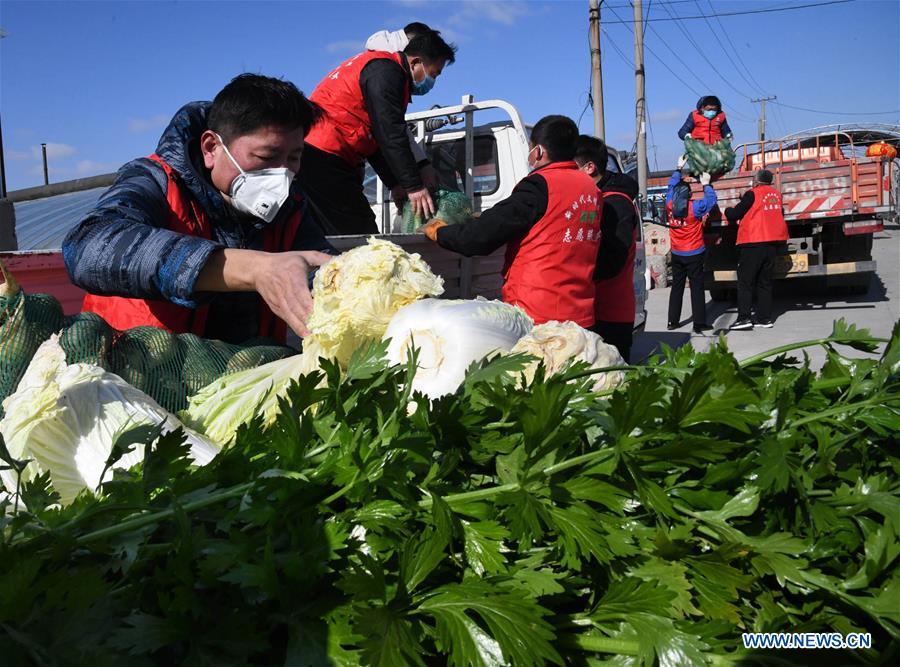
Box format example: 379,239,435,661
848,273,873,296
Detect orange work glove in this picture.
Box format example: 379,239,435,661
419,218,448,242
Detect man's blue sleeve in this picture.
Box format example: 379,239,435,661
677,113,695,140
62,158,221,307
665,170,681,205
692,185,718,219
721,117,733,138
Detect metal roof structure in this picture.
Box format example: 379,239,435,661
12,186,106,251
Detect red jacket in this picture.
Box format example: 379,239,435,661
81,154,303,344
595,191,638,324
502,162,602,327
305,51,410,166
736,185,788,245
691,109,727,145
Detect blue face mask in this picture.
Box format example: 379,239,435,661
412,72,435,96
702,109,718,120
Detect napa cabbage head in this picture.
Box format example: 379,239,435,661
384,298,533,399
0,336,220,506
508,321,626,392
306,237,444,367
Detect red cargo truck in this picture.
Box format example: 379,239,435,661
698,131,896,299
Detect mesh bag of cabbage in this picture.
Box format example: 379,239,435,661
0,261,296,416
401,188,474,233
683,137,736,177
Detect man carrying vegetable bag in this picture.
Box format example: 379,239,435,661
63,74,336,345
419,115,602,328
724,169,789,330
666,158,716,334
298,29,457,235
574,134,639,362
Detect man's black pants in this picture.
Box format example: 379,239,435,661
737,242,778,322
667,251,707,327
298,144,378,235
590,320,633,363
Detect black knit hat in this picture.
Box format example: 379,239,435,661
756,169,774,184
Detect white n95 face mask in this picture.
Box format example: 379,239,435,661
217,134,294,223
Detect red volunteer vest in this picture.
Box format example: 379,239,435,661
666,199,706,254
595,191,638,324
305,51,411,166
736,184,788,245
81,154,303,344
691,109,726,145
502,162,602,327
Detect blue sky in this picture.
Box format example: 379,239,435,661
1,0,897,190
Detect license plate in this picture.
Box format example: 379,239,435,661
775,254,808,274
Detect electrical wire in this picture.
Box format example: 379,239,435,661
601,0,854,24
694,0,765,96
704,0,768,95
770,101,900,116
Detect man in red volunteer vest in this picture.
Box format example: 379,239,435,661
574,135,639,361
63,74,336,345
299,29,457,235
724,169,789,330
420,116,602,327
678,95,733,146
665,158,717,334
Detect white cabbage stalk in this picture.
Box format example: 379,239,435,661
384,298,533,399
508,321,626,393
306,237,444,368
0,336,220,506
179,347,322,446
182,238,444,444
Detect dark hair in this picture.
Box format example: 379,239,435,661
405,29,457,65
208,74,323,144
574,134,609,172
531,115,579,162
671,182,692,219
404,22,431,38
755,169,774,185
697,95,722,110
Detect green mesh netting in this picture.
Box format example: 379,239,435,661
684,137,736,177
401,188,474,233
0,262,296,416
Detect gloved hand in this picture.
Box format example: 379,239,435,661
677,154,688,170
684,133,693,140
418,218,448,242
699,172,712,186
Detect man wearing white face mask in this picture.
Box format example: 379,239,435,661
63,74,337,344
299,29,457,234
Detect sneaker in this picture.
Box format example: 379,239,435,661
693,323,714,334
667,321,679,330
756,320,774,328
731,319,754,331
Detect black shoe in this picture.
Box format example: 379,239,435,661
693,323,714,334
756,320,774,328
667,321,679,330
731,319,754,331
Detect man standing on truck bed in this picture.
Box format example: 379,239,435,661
63,74,335,345
299,29,457,235
574,135,639,361
420,115,602,328
725,169,789,330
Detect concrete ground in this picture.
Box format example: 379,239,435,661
632,225,900,367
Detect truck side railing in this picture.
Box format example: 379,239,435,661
734,132,856,173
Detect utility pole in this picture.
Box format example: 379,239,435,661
589,0,605,141
751,95,776,142
41,143,49,185
633,0,648,199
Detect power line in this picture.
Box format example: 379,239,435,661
704,0,768,95
694,0,765,96
656,0,755,100
770,101,900,116
602,0,854,23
